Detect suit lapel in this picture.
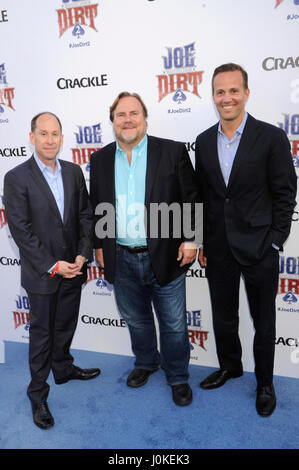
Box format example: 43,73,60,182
207,125,227,191
29,156,62,222
60,160,72,225
227,114,260,190
104,143,116,204
145,136,161,204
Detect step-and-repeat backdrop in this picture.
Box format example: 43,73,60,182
0,0,298,377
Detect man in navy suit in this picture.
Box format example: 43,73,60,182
4,112,100,429
195,63,297,416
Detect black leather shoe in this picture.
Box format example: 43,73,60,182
171,383,193,406
256,384,276,417
126,368,158,388
55,365,101,384
31,401,54,430
200,368,243,390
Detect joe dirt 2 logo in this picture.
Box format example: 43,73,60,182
56,0,99,48
157,42,204,115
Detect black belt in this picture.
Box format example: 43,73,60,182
118,244,148,254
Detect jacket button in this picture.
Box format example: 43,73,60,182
225,198,230,203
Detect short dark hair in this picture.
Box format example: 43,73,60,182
31,112,62,132
109,92,148,122
212,63,248,92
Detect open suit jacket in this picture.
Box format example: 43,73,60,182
4,156,93,294
195,113,297,265
89,135,200,286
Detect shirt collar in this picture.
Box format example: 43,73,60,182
33,152,61,174
116,134,148,153
218,111,248,137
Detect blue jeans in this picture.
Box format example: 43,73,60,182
113,245,190,385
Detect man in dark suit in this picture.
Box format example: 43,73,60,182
4,112,100,429
90,92,200,406
195,63,297,416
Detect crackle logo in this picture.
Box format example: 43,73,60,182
12,295,30,331
157,42,204,114
187,309,208,352
0,195,7,229
0,63,15,116
278,114,299,177
56,0,99,48
71,123,103,177
84,262,113,296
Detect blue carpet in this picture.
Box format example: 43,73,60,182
0,341,298,450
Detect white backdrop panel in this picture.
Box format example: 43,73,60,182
0,0,298,378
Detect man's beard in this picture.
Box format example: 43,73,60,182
117,129,139,144
120,133,137,144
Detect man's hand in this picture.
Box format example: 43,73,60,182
74,255,86,272
95,248,104,268
56,261,81,279
177,242,197,267
198,248,207,267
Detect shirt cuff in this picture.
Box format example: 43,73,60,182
48,263,57,273
272,243,280,250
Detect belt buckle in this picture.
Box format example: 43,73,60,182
118,244,148,254
129,245,147,254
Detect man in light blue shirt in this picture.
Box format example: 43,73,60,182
90,92,201,406
114,134,147,246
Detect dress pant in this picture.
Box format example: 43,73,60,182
113,245,190,385
27,277,83,404
206,244,279,386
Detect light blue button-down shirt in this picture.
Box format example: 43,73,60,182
33,152,64,220
217,112,248,186
115,135,147,246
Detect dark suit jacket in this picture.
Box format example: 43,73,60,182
4,156,93,294
195,113,297,265
89,135,200,286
